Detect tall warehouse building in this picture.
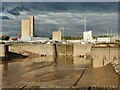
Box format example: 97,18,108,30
21,16,34,41
21,19,30,37
52,31,62,41
30,16,34,37
83,30,92,42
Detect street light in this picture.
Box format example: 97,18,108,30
61,27,64,41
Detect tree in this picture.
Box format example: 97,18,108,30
1,35,10,40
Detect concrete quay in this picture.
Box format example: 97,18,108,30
9,43,92,57
2,43,120,73
91,45,119,68
0,44,9,59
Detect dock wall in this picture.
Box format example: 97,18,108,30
0,44,9,59
9,44,56,56
56,44,74,56
56,44,66,55
92,46,119,68
73,44,91,57
9,43,119,69
10,43,91,57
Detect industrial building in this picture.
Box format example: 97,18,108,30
82,18,93,43
19,16,117,44
30,37,49,43
96,37,111,43
30,16,34,37
52,31,62,41
20,16,50,42
21,16,34,41
83,30,93,42
111,36,119,42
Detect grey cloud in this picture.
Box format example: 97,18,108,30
2,11,118,37
1,2,118,37
2,0,119,2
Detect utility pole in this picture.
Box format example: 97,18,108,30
84,17,87,32
107,28,108,38
62,27,64,41
111,29,113,37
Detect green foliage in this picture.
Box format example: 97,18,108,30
63,36,82,40
1,35,10,40
116,40,120,42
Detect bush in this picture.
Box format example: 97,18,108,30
1,35,10,40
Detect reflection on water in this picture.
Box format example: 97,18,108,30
55,56,90,71
3,61,8,70
1,55,118,87
2,56,90,71
1,56,91,87
56,56,73,64
56,56,90,65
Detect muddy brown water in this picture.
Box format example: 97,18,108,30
1,56,119,88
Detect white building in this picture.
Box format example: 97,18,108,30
97,37,111,43
30,37,49,43
111,35,119,42
66,40,81,44
83,30,92,42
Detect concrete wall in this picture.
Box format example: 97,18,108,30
56,44,73,56
10,44,56,56
66,44,73,56
92,46,119,68
73,44,92,57
56,44,91,56
10,43,92,57
0,44,9,58
8,43,120,69
56,44,66,55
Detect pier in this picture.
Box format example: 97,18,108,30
0,44,9,60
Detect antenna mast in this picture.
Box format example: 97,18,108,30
111,29,112,37
107,28,108,37
84,17,87,32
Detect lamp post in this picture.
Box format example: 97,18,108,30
61,27,64,41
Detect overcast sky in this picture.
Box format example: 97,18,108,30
1,2,118,37
1,0,120,2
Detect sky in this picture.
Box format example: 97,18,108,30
1,2,119,37
1,0,120,2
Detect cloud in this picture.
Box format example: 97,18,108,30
38,14,48,18
1,16,10,19
2,2,118,13
1,2,118,37
2,0,119,2
2,11,118,37
44,19,59,24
